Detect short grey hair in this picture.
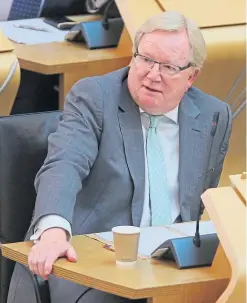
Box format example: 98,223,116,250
134,11,207,68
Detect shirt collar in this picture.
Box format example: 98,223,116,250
139,106,179,124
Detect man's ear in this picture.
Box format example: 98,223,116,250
189,68,200,83
185,68,200,91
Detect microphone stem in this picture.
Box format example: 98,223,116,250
193,113,217,249
193,206,201,247
102,0,115,30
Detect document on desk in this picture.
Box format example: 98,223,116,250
95,221,216,258
167,220,216,236
0,18,69,45
96,227,184,258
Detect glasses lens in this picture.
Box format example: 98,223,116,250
160,64,179,76
135,55,153,69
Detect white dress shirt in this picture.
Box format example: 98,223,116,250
31,106,180,241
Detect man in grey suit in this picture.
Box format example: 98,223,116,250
8,10,232,303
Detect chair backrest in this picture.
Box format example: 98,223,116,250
0,111,60,303
0,31,20,116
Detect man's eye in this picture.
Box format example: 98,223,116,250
163,65,177,71
142,57,152,63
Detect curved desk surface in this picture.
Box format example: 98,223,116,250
0,31,20,116
229,173,246,204
202,186,246,302
155,0,245,28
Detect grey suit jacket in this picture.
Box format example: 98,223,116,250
31,66,232,234
8,67,232,303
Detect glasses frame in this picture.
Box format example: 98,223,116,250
133,51,192,75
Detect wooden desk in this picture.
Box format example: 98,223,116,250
13,16,132,109
2,233,229,303
229,173,247,204
202,186,246,302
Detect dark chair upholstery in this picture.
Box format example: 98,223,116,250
0,111,61,303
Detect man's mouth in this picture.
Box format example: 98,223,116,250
144,85,160,93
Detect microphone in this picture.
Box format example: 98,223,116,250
151,112,221,268
193,211,201,247
193,112,220,247
151,207,219,269
193,111,219,248
71,0,123,49
102,0,118,30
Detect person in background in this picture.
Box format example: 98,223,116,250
0,0,59,114
0,0,118,114
1,0,43,21
8,10,232,303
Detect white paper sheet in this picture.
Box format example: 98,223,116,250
96,221,216,257
0,18,69,45
97,226,184,257
168,221,216,236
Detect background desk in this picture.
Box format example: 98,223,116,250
14,28,132,109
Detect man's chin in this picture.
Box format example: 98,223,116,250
137,96,158,109
138,102,163,115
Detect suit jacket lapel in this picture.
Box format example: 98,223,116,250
118,80,145,226
178,91,211,221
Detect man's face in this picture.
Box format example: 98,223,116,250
128,30,199,115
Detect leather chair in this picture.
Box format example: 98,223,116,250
0,111,61,303
0,31,20,115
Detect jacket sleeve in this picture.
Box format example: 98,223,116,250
30,215,72,241
30,78,103,232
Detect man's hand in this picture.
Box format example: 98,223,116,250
28,228,77,280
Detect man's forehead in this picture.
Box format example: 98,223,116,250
138,30,190,61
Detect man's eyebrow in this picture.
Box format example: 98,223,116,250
138,49,150,56
138,49,180,65
139,51,158,60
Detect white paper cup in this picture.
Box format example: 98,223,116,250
112,226,140,266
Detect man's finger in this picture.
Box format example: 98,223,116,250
37,255,46,278
29,249,40,275
65,245,77,262
43,252,60,277
28,251,34,273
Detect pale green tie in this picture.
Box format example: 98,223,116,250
147,115,172,226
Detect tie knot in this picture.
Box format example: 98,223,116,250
149,115,162,129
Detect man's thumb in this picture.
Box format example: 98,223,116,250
66,245,77,262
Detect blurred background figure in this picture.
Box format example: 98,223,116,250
0,0,60,114
0,0,119,114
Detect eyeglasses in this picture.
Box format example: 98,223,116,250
133,51,192,76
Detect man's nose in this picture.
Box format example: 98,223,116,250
147,62,162,81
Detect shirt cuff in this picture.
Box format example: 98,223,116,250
30,215,72,242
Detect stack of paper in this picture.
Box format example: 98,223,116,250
0,18,69,45
95,221,216,258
